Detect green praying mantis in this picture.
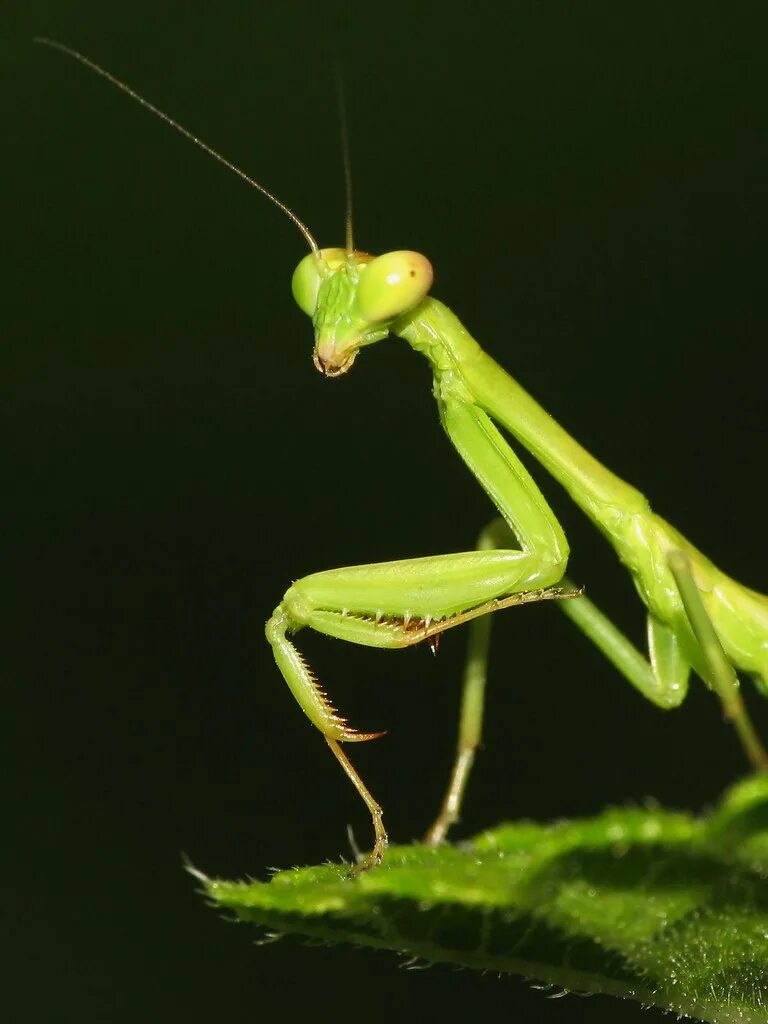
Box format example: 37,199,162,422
39,39,768,871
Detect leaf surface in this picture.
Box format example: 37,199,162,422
202,776,768,1023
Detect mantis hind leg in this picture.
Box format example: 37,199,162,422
667,550,768,771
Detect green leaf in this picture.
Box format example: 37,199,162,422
200,776,768,1022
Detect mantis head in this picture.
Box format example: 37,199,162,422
33,42,436,380
292,248,434,377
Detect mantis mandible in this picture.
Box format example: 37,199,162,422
39,40,768,871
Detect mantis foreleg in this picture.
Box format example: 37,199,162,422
265,395,574,866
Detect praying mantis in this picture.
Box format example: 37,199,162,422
38,39,768,872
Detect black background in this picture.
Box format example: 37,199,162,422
4,2,768,1021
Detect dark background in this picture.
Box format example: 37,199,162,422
4,2,767,1021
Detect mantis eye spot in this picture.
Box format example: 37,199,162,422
355,250,433,323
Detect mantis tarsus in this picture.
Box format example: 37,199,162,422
39,39,768,872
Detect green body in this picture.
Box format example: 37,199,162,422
270,248,768,865
35,39,768,869
400,296,768,688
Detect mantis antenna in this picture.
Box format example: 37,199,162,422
332,61,355,255
34,37,320,255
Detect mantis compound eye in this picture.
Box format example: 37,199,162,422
355,250,433,323
292,248,355,316
291,252,324,316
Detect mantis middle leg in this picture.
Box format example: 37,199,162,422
265,398,572,868
425,530,768,846
558,551,768,769
422,511,681,845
